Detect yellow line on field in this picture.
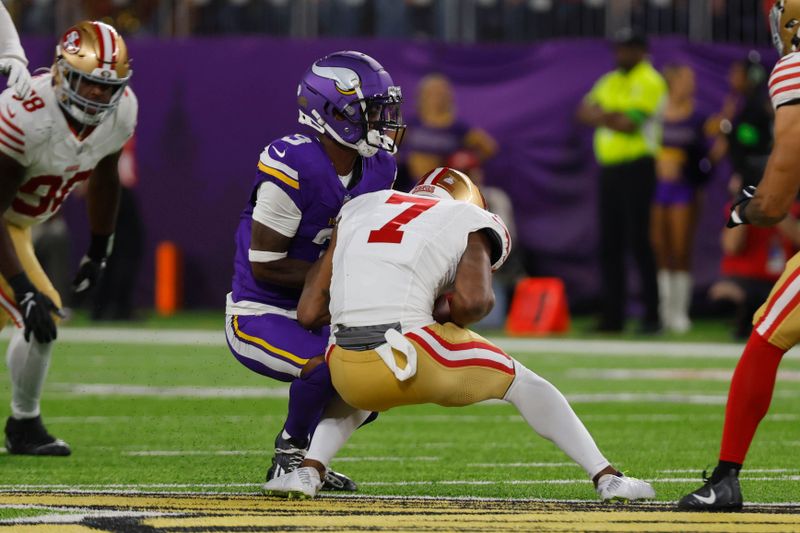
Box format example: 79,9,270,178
2,493,800,532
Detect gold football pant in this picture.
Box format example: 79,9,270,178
327,322,516,412
0,224,62,328
753,251,800,350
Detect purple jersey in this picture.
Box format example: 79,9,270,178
231,133,397,310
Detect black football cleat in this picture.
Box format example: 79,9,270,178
678,469,743,511
321,469,358,492
264,430,357,491
4,416,71,456
265,431,307,481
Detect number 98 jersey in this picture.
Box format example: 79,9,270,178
0,73,137,228
330,189,511,331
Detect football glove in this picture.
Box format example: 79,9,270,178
9,273,60,343
0,55,31,99
72,233,112,294
726,185,756,228
72,255,106,294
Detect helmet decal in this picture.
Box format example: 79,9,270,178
311,63,361,95
62,29,81,55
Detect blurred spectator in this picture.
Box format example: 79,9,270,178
651,64,711,334
577,29,667,333
446,149,526,328
709,176,800,340
718,54,772,189
404,73,497,181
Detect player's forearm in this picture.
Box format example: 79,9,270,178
600,112,638,133
87,175,121,237
251,258,312,288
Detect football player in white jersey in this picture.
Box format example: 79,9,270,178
263,168,656,501
678,0,800,511
0,21,137,455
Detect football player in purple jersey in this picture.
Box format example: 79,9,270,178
225,51,404,491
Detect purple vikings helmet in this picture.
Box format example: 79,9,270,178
297,51,405,157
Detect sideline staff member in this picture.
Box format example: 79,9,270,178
577,29,667,333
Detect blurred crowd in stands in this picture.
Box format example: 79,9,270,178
3,0,772,45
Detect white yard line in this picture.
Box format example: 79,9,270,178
467,462,577,468
122,450,439,461
569,368,800,381
659,468,796,474
3,326,789,359
44,383,738,405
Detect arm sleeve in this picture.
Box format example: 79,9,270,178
584,75,608,105
252,181,302,238
770,53,800,109
628,73,667,118
0,4,26,63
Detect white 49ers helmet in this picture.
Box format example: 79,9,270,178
52,21,131,126
771,0,800,56
411,167,487,209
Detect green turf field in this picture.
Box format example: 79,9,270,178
0,321,798,509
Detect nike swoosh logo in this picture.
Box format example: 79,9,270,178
272,147,286,158
6,105,15,118
692,488,716,505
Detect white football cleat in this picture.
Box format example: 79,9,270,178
262,466,322,499
596,474,656,502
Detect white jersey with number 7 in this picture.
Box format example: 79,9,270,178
330,189,511,331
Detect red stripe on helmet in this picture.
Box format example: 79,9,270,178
92,22,107,67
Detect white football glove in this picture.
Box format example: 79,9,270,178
0,55,31,99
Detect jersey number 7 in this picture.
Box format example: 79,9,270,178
367,193,437,244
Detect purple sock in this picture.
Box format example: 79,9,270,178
283,362,336,443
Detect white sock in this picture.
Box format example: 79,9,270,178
671,271,692,333
657,269,672,329
306,396,371,467
6,329,54,420
503,361,610,479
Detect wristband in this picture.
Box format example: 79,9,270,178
8,271,34,297
88,233,112,262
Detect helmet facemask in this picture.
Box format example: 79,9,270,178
771,0,800,56
54,57,129,126
346,87,406,157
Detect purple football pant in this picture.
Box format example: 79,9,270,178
225,313,329,381
225,313,334,442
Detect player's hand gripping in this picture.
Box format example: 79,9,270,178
0,55,31,99
9,273,60,343
726,185,756,228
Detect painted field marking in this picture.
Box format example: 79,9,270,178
568,368,800,381
6,326,792,360
122,450,439,461
659,468,796,474
2,476,800,492
44,383,742,405
467,462,577,468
